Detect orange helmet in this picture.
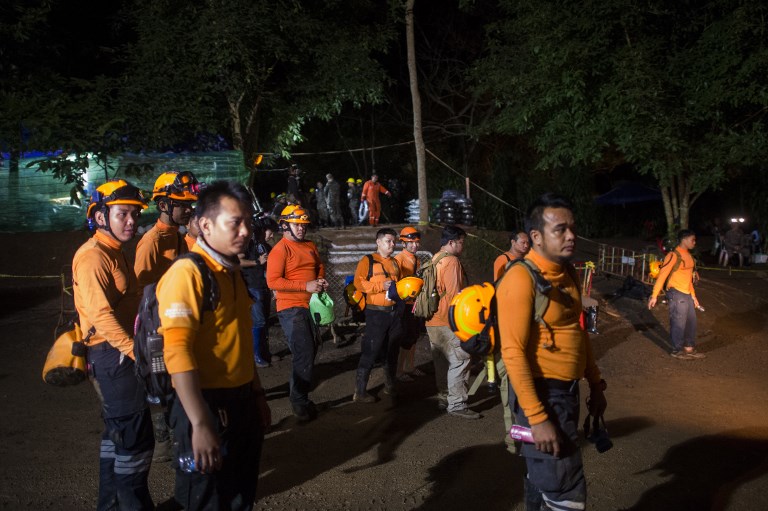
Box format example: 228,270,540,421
400,226,421,242
280,204,311,224
649,260,662,280
87,179,148,218
448,283,496,348
152,171,199,201
395,276,424,300
345,282,366,311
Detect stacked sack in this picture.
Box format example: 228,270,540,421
432,190,475,226
406,199,420,224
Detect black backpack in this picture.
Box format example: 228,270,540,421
133,252,219,405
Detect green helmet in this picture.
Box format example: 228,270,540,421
309,292,335,326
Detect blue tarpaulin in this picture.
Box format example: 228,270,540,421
595,182,662,206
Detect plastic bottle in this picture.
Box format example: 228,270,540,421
178,454,197,473
509,425,534,443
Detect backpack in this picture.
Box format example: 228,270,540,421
458,258,579,356
413,252,451,319
133,252,219,405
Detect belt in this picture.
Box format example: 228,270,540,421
366,304,395,312
536,378,579,393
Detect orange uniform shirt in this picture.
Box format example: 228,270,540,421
425,252,465,327
134,220,187,289
157,243,255,389
651,247,697,299
72,230,140,359
360,181,390,203
266,236,325,312
493,251,516,280
185,233,197,251
497,250,601,425
354,254,401,307
394,250,418,278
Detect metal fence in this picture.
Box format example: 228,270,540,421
596,243,659,286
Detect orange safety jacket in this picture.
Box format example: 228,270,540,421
497,249,602,425
354,253,401,307
72,230,140,359
134,219,187,289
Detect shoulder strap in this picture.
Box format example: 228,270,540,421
366,253,392,279
178,253,219,312
661,250,682,290
503,253,511,263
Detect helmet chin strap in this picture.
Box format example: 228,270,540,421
282,222,305,241
160,198,183,226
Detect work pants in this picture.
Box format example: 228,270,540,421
510,379,586,511
357,307,403,379
170,384,265,511
667,288,697,352
88,343,154,511
277,307,317,407
368,199,382,226
426,325,471,413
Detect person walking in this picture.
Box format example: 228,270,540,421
346,178,360,226
360,173,391,227
73,179,154,510
493,230,531,280
497,193,607,511
648,229,705,360
266,205,328,421
394,227,424,381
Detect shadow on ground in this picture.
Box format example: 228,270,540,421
623,427,768,510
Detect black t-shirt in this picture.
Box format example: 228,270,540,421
242,235,271,290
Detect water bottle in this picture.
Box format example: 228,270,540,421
178,454,197,473
509,425,534,443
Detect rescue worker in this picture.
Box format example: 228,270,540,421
493,230,531,280
134,170,199,463
352,228,402,402
426,225,480,419
157,180,271,509
325,173,344,228
395,227,424,381
72,179,154,510
266,205,328,421
356,179,365,224
314,183,329,227
361,173,391,227
347,178,360,226
135,170,199,288
286,164,303,205
498,193,606,510
240,214,279,368
185,215,200,251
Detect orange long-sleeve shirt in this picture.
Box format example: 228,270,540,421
157,243,255,389
497,249,601,425
354,254,401,307
493,251,515,280
185,233,197,251
425,252,465,327
266,236,325,311
651,247,697,299
72,230,140,359
394,250,418,278
360,181,390,203
134,220,187,289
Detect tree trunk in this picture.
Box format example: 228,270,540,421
228,92,245,151
406,0,428,225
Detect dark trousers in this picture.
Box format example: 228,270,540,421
667,288,697,352
399,308,422,349
277,307,317,407
357,308,403,378
88,343,154,511
510,379,586,511
170,384,265,511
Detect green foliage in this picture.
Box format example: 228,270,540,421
474,0,768,231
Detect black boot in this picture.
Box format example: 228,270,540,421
353,368,375,403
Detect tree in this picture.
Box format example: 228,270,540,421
405,0,428,224
474,0,768,234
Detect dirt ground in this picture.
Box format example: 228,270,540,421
1,230,768,510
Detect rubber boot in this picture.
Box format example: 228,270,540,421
383,368,398,396
252,327,270,368
151,409,172,463
353,368,375,403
